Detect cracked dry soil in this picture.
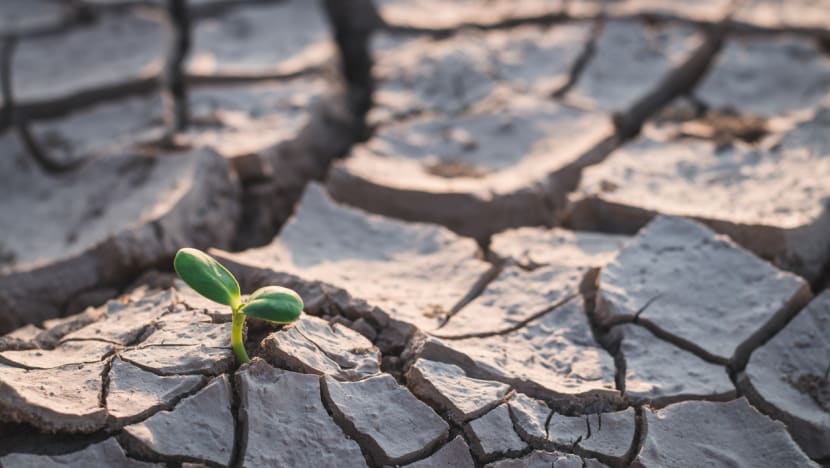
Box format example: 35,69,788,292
2,0,830,467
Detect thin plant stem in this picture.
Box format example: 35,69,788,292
231,306,250,364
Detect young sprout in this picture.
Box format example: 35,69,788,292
173,248,303,364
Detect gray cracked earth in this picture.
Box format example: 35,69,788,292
1,0,830,467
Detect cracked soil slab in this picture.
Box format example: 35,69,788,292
596,216,811,363
236,359,367,467
122,374,234,466
404,435,475,468
632,398,817,467
0,142,239,332
410,299,619,411
406,358,511,423
215,183,490,331
0,340,115,369
188,0,331,78
490,227,628,270
371,22,591,120
106,357,205,428
0,362,106,433
260,314,380,381
508,392,553,449
322,373,449,465
696,36,830,117
328,97,614,240
567,108,830,281
464,404,527,463
618,324,735,406
564,20,703,113
26,74,325,174
139,319,231,348
435,264,585,338
29,94,165,168
0,437,159,468
12,10,165,106
185,78,325,168
547,407,635,465
60,290,173,346
739,290,830,460
119,344,233,376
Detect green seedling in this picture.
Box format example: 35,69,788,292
173,248,303,364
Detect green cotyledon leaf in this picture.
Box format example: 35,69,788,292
173,248,241,309
239,286,303,324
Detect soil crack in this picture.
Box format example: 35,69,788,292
552,10,605,98
229,369,246,468
436,261,504,330
432,293,580,340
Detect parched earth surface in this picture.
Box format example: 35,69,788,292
1,0,830,467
